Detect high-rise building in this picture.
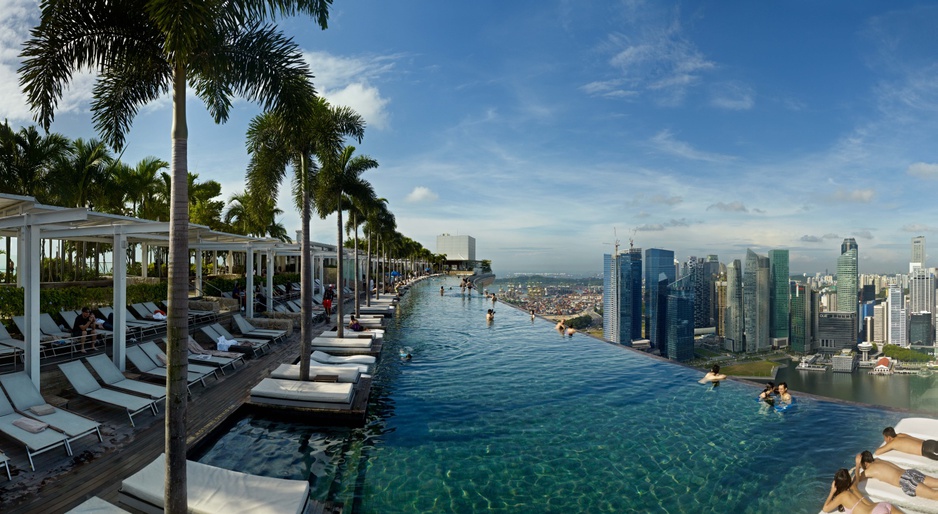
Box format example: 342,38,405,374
706,255,722,326
724,259,744,352
644,248,675,355
837,239,859,329
768,249,790,346
666,275,695,362
603,253,619,343
688,256,715,329
909,312,934,346
744,249,770,352
873,303,886,344
909,266,935,316
715,271,727,338
887,284,906,347
790,281,814,353
912,236,926,270
818,312,857,352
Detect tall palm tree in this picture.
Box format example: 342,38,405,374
315,145,378,337
345,192,382,316
20,1,330,508
246,99,365,380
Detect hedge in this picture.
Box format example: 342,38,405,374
0,282,168,318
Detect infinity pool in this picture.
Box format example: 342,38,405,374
198,277,904,513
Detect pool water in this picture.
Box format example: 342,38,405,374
198,278,905,513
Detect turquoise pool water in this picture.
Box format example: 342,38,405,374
198,278,906,513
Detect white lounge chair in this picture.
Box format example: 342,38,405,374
311,350,375,365
118,453,310,514
66,496,130,513
270,363,362,383
139,341,219,380
58,361,158,427
0,372,102,448
0,386,71,470
186,337,243,374
125,345,212,392
85,354,167,405
250,378,355,409
231,314,286,342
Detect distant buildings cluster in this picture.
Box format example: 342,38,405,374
603,236,935,363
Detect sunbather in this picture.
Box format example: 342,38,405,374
876,427,938,460
71,306,99,353
822,468,901,514
857,450,938,499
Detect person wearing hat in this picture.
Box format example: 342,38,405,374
323,284,335,316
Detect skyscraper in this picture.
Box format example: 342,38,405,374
666,275,695,362
605,248,643,344
644,248,675,355
768,249,790,346
790,281,813,354
909,266,935,315
909,312,934,346
888,284,906,347
743,249,770,353
837,238,859,328
912,236,926,270
724,259,744,352
602,253,619,343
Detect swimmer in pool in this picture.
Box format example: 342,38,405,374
699,364,727,384
555,319,566,332
486,309,495,322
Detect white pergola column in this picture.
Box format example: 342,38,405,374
112,232,128,371
266,248,274,312
16,233,25,289
246,247,255,318
21,224,41,385
195,247,203,296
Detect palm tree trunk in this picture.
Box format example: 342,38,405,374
365,231,372,307
336,202,344,338
166,63,189,513
299,154,313,381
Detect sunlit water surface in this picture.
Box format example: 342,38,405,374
198,278,909,513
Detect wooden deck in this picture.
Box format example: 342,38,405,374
0,317,349,513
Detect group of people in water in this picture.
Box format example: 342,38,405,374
823,427,938,513
554,319,577,337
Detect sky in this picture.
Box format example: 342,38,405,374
2,1,938,276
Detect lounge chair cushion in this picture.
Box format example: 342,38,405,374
270,364,361,383
66,496,130,513
250,378,353,404
121,453,309,514
13,417,48,433
29,403,56,416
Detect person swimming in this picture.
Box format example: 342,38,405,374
486,309,495,322
399,346,413,360
699,364,727,384
530,309,536,321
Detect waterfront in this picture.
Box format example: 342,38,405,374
775,359,938,412
197,278,909,513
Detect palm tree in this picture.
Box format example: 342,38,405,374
345,192,382,316
314,145,378,338
246,99,365,380
20,1,330,507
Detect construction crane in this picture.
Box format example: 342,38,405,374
602,228,621,256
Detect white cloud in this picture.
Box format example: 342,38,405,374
707,201,748,212
711,82,755,110
405,186,438,203
907,162,938,179
852,230,874,240
649,129,735,163
902,224,938,233
303,51,395,130
800,235,823,243
831,188,875,203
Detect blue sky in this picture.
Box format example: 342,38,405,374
2,1,938,275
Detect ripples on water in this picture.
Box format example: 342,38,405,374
198,279,908,513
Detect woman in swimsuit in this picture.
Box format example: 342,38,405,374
822,468,902,514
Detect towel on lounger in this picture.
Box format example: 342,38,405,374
12,417,48,433
29,403,55,416
217,336,237,352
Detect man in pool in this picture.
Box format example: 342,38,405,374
876,427,938,461
856,450,938,499
555,319,566,332
699,364,726,383
776,382,792,404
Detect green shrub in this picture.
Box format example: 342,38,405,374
0,282,168,318
883,344,932,363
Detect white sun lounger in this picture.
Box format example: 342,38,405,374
0,386,71,470
125,346,211,392
250,378,354,409
86,354,167,405
231,314,286,342
118,453,310,514
66,496,130,513
310,337,374,349
270,363,362,383
140,341,218,379
858,475,938,514
58,361,158,427
0,372,102,448
878,418,938,474
311,350,376,365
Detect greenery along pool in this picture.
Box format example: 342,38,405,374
199,277,904,513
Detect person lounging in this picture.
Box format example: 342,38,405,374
856,450,938,500
876,427,938,461
822,468,901,514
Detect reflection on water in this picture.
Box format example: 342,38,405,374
775,361,938,411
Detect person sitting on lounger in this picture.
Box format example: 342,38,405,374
348,316,364,332
875,427,938,461
856,450,938,499
72,306,99,353
823,467,902,514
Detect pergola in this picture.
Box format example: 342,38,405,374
0,193,288,388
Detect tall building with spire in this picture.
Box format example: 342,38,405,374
768,249,790,347
744,249,770,353
644,248,675,356
724,259,744,352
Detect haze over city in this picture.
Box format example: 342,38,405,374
2,1,937,274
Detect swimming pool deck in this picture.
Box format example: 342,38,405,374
0,316,348,513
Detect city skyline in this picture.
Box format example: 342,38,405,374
2,2,938,274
